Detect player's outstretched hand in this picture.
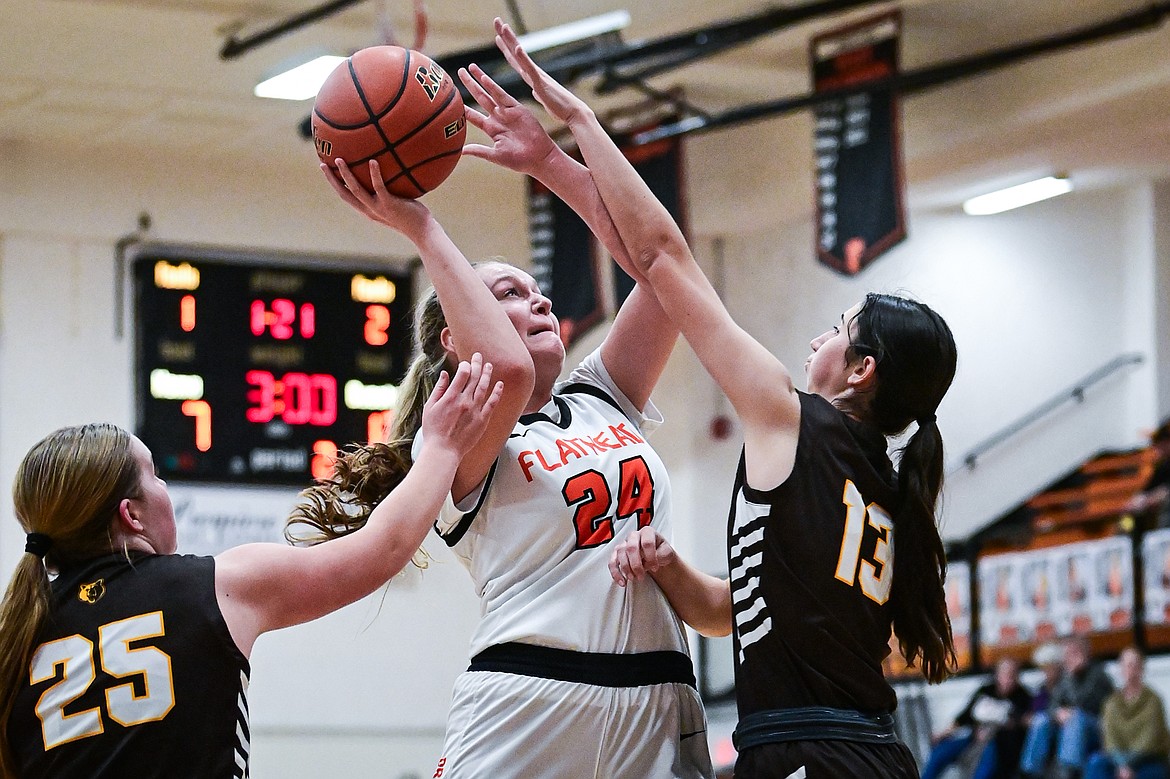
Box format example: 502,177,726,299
491,17,593,127
321,158,433,243
420,352,504,457
609,526,676,587
458,63,559,178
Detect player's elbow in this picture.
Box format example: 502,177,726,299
491,358,536,400
639,240,693,279
697,620,733,639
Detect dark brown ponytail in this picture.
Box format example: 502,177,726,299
850,293,958,683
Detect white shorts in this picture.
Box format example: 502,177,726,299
434,669,714,779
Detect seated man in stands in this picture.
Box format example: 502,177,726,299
1084,646,1170,779
920,656,1034,779
1020,636,1116,779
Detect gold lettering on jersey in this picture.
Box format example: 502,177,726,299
517,423,646,482
78,579,106,604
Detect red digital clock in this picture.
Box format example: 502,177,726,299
134,246,414,485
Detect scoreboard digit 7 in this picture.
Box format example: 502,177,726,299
134,246,413,485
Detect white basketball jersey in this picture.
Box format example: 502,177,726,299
429,349,688,658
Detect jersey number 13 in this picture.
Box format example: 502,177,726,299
834,479,893,604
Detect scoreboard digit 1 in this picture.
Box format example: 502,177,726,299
133,247,413,485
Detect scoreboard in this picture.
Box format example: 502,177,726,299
134,246,414,485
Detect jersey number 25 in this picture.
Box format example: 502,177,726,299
29,611,175,751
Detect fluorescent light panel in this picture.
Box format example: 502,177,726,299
254,10,630,101
963,176,1073,216
517,10,631,53
255,55,346,101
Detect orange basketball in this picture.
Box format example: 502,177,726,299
311,46,466,198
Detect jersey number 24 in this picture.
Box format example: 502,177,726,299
563,455,654,549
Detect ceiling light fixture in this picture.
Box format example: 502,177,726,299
517,10,631,54
962,175,1073,216
260,11,629,103
255,55,346,101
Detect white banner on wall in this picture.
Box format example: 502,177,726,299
170,483,304,557
979,535,1133,648
1144,528,1170,626
979,551,1029,646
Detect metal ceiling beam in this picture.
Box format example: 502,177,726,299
634,1,1170,144
441,0,887,104
593,0,890,93
220,0,368,60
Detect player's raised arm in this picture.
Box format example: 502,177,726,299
457,61,675,411
491,18,800,487
214,355,501,654
321,158,533,498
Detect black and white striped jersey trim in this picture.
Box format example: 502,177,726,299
729,494,772,664
233,670,251,778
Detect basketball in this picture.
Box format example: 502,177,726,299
311,45,466,198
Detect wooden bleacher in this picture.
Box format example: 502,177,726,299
945,441,1167,672
1026,447,1158,532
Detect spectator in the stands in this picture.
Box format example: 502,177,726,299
1084,646,1170,779
1020,635,1115,779
1029,643,1066,720
920,656,1034,779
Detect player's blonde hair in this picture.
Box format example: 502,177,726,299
285,258,488,567
0,423,141,775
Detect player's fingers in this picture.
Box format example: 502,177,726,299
460,352,484,394
460,144,496,162
482,380,504,417
620,535,647,580
462,106,492,132
367,160,394,200
468,62,517,108
328,160,367,200
473,359,494,402
458,67,496,111
320,163,360,203
495,37,530,83
638,528,660,571
447,357,474,396
608,549,629,587
425,369,451,409
495,22,541,81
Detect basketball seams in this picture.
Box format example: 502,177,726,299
379,148,463,188
384,86,460,146
312,45,465,198
354,49,421,195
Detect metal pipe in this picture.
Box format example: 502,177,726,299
220,0,368,60
634,2,1170,144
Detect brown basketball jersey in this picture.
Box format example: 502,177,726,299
728,391,899,717
8,553,250,778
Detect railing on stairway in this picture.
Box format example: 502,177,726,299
951,352,1145,474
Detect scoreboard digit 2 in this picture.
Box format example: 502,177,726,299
134,246,413,485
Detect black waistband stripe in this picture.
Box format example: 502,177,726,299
469,642,696,689
733,707,899,750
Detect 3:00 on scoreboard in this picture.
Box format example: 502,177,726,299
133,247,414,485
